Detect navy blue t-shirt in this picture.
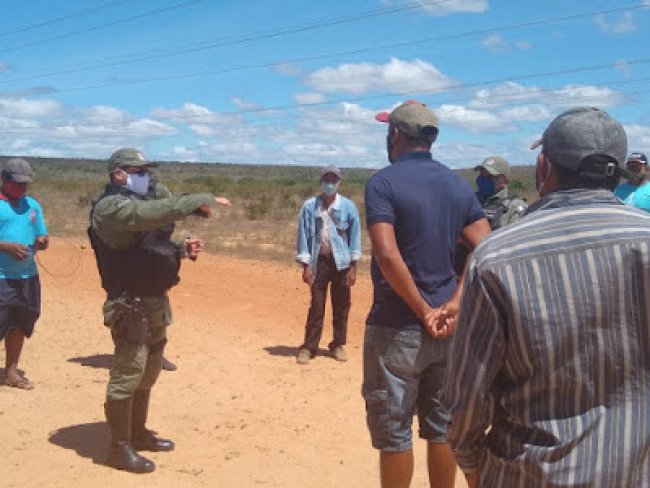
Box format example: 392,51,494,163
365,151,484,329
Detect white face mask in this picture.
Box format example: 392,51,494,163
125,173,150,195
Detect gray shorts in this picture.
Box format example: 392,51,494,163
362,323,451,452
0,276,41,340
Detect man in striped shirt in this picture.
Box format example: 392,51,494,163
443,107,650,487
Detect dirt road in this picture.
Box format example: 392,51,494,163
0,238,468,488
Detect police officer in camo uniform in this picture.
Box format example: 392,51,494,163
455,156,527,275
89,148,230,473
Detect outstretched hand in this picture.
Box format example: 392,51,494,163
215,196,231,207
196,196,232,218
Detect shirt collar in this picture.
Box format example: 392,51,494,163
524,188,622,216
394,151,432,164
317,193,340,212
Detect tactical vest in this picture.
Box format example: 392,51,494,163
483,197,511,230
88,186,180,299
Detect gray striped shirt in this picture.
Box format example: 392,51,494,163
442,189,650,487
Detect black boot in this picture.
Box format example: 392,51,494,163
105,397,155,473
131,389,175,452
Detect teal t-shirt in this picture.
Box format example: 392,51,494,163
617,181,650,213
614,182,635,202
0,196,48,279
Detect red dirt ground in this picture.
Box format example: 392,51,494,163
0,237,468,487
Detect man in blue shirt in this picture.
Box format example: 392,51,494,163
614,152,650,212
295,164,361,365
0,158,48,390
363,101,490,487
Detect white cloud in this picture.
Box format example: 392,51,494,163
11,139,30,150
294,92,327,105
468,82,627,111
284,143,368,159
437,104,508,133
306,57,456,95
0,61,7,73
595,12,636,35
81,105,130,125
271,62,303,76
172,146,199,162
230,97,261,111
550,85,626,108
469,82,544,110
151,102,220,124
499,105,552,123
416,0,488,16
482,35,531,53
624,124,650,150
0,98,62,118
515,40,531,51
482,34,509,53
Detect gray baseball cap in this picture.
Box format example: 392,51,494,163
3,157,34,182
107,147,158,172
321,164,341,178
375,100,439,141
474,156,510,178
532,107,627,173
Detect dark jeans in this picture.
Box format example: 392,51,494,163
301,254,351,354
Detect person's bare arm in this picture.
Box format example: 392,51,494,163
444,217,491,317
0,241,30,260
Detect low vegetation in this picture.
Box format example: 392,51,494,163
0,156,537,267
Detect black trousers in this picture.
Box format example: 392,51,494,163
301,254,351,353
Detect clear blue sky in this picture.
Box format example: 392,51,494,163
1,0,649,168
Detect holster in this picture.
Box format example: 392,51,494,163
112,295,151,345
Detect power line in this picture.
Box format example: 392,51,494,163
2,72,649,135
0,1,127,40
0,0,456,80
0,0,205,54
1,3,644,94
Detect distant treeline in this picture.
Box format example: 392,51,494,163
0,155,537,263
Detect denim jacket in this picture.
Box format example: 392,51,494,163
296,193,362,272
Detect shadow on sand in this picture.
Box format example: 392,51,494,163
263,345,330,358
67,354,112,369
48,422,107,466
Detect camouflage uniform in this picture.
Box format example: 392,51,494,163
480,188,527,230
89,148,214,473
92,184,211,400
455,156,527,276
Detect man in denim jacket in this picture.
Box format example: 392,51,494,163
295,164,361,364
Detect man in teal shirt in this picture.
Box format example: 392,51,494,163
0,158,48,390
614,152,650,211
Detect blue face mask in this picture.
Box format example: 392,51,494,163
321,182,339,196
476,175,496,198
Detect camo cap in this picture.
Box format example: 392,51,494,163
532,107,627,173
475,156,510,178
107,148,158,172
2,157,34,183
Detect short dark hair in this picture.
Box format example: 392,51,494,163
552,154,620,191
400,129,437,148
